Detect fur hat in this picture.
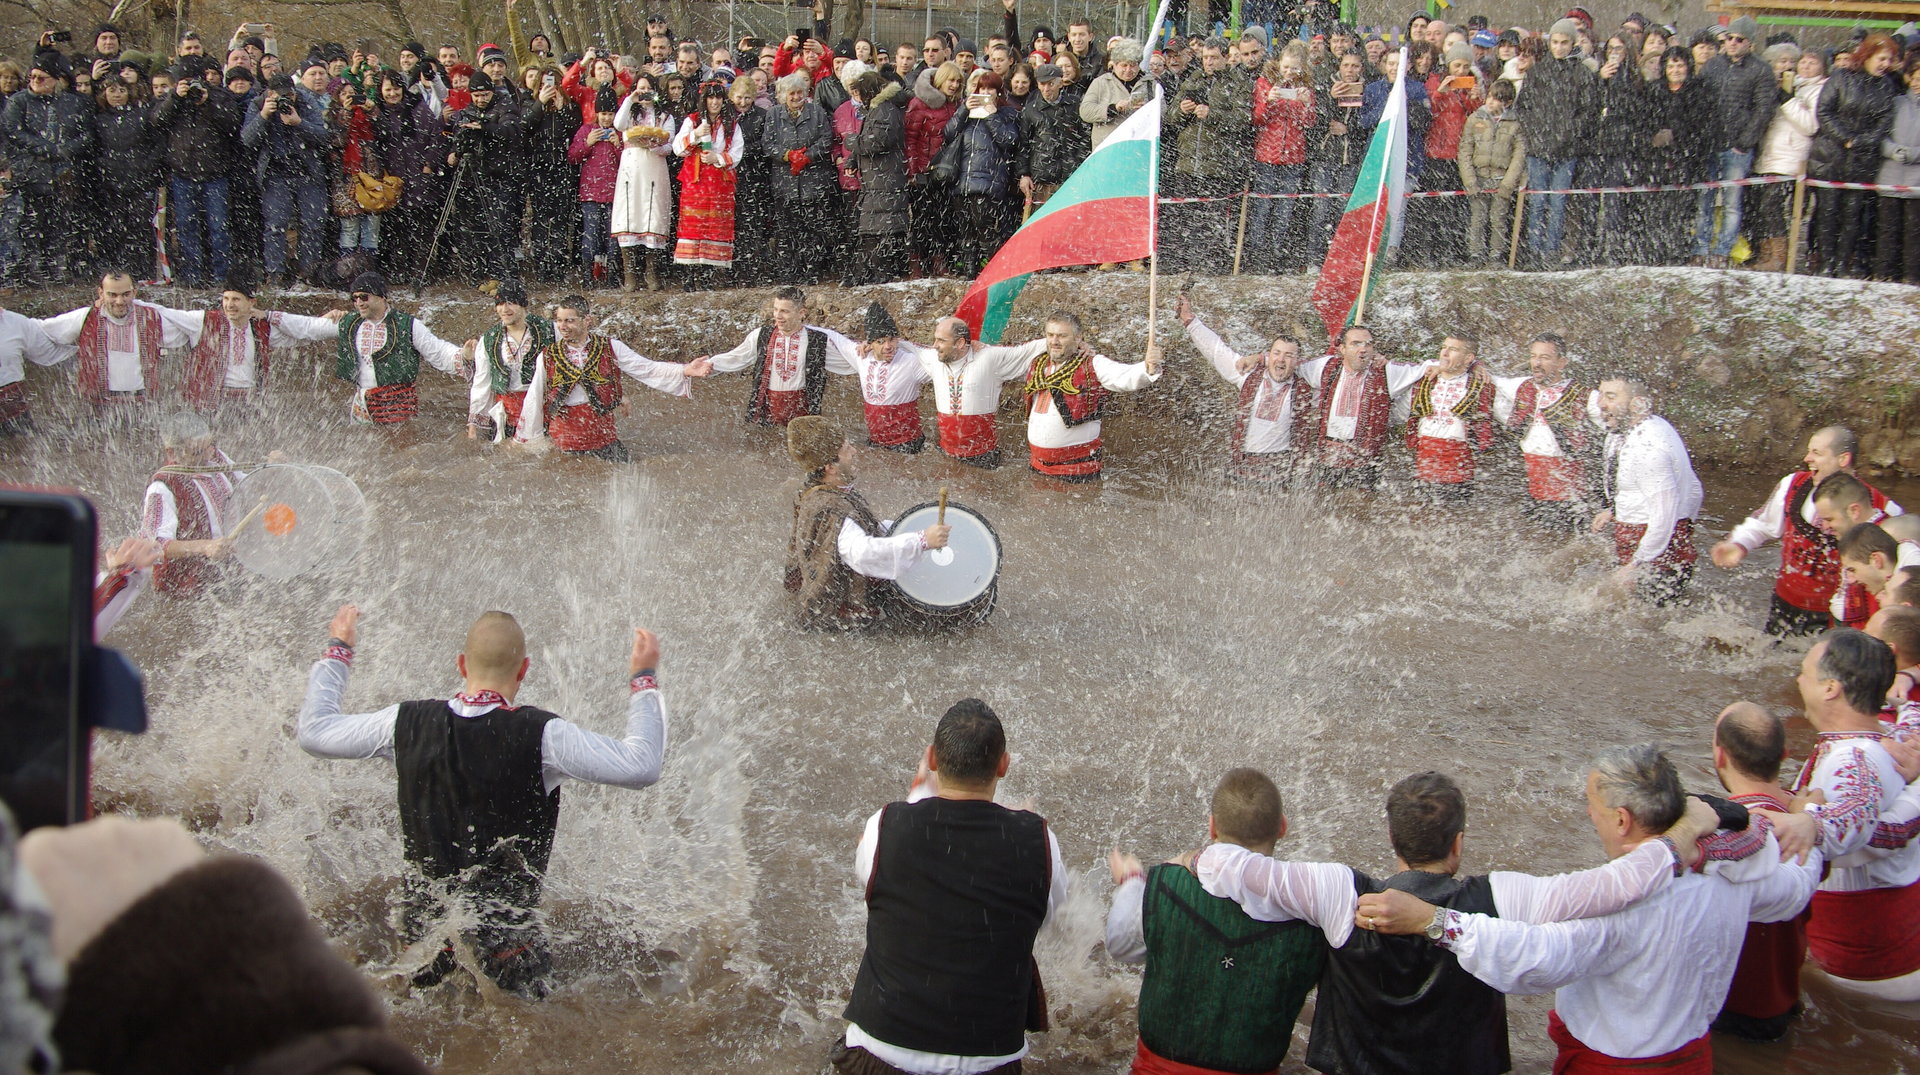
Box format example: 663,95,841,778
787,416,845,470
838,58,870,88
864,302,899,339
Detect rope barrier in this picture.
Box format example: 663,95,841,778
1155,173,1820,205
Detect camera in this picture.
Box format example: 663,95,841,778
275,96,295,116
48,29,72,44
794,27,811,44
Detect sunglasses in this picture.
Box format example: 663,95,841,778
351,292,374,300
1726,35,1747,42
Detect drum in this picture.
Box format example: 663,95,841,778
221,464,368,579
890,501,1001,624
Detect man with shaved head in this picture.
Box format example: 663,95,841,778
297,603,674,998
1710,701,1806,1040
913,315,1046,468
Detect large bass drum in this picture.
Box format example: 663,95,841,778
221,464,367,579
890,501,1001,625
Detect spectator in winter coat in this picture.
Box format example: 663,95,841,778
1459,78,1526,264
372,69,445,281
1245,50,1314,272
1165,38,1255,273
1751,50,1825,271
1811,34,1899,277
1585,34,1651,263
244,65,334,284
1872,50,1920,283
1417,43,1482,265
728,77,773,284
1080,37,1150,149
943,70,1018,276
1642,48,1720,265
88,81,162,281
520,70,582,282
1692,15,1779,265
847,72,909,283
1015,63,1090,213
1512,19,1597,261
764,70,838,283
1307,50,1373,262
905,61,963,276
148,58,236,286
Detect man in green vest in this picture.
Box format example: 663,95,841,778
332,271,467,424
1105,768,1325,1074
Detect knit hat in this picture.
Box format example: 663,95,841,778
864,302,899,339
1564,7,1593,28
223,65,253,83
1728,16,1760,40
1444,43,1473,66
494,280,530,308
242,35,266,52
1470,30,1498,48
348,271,388,297
1034,62,1062,82
594,84,618,113
468,69,495,92
1549,18,1581,39
787,416,845,470
956,38,978,56
401,41,427,59
1241,25,1268,48
838,58,870,88
1622,12,1649,30
30,51,72,81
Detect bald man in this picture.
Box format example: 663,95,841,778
1711,702,1807,1041
915,316,1046,468
297,604,672,998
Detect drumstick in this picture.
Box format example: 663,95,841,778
228,496,269,537
937,486,948,526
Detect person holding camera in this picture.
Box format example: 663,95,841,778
241,63,331,286
150,57,239,287
443,69,526,285
1,50,95,285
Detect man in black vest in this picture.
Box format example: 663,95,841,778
1191,771,1720,1075
832,698,1066,1075
699,285,859,426
296,603,671,998
1104,768,1326,1074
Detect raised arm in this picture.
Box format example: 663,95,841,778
539,628,670,791
609,339,695,397
294,604,401,760
703,328,762,373
1184,316,1250,386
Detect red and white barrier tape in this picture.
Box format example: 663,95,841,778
1155,172,1840,205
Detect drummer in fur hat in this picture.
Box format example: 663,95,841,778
784,416,949,630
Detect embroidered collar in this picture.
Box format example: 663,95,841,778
453,689,510,709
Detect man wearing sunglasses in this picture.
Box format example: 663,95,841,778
1692,16,1779,268
333,271,467,424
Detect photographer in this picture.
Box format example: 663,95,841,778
1,50,95,285
151,57,239,287
242,63,331,286
443,69,525,283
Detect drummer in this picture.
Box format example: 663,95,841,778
138,412,243,597
784,416,950,630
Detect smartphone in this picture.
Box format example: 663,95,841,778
0,490,95,832
1446,75,1476,90
544,72,557,89
243,22,268,34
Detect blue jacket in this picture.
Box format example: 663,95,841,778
942,103,1018,197
240,86,331,182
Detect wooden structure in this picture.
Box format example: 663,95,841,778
1705,0,1920,30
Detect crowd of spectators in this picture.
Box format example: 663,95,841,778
3,4,1918,295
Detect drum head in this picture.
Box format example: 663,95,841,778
222,464,368,579
892,501,1001,608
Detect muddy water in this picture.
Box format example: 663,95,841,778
3,305,1916,1075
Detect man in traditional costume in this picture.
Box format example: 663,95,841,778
464,282,557,440
1591,373,1702,604
702,286,859,427
1105,769,1327,1074
180,275,343,413
846,303,930,453
137,413,244,597
1710,702,1810,1041
830,699,1067,1075
0,303,65,434
1175,295,1315,486
1308,324,1430,491
1815,475,1920,629
1021,310,1162,481
331,272,466,424
1356,745,1820,1075
296,603,672,998
1491,333,1601,530
1195,769,1726,1075
34,271,202,414
515,294,712,461
1402,332,1497,500
1711,427,1903,637
784,416,949,631
915,316,1046,469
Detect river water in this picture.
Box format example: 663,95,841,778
3,302,1915,1074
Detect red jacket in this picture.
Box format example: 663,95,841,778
773,43,836,84
1425,74,1482,161
1251,79,1314,166
567,121,621,201
833,99,862,190
905,96,958,174
561,61,637,114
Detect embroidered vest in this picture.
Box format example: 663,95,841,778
184,309,274,411
1511,377,1592,452
1231,369,1312,461
1406,361,1496,453
541,335,621,415
334,310,421,387
487,315,556,394
1777,471,1839,611
747,325,829,424
150,467,228,593
1025,351,1109,427
1316,359,1392,457
76,303,164,405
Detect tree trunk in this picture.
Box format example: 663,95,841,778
532,0,566,55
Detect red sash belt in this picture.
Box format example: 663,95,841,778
1130,1039,1273,1075
863,401,922,447
1525,453,1583,502
764,388,809,427
547,403,618,453
937,412,997,458
1414,435,1474,484
1807,882,1920,981
1030,439,1102,478
363,383,418,424
497,390,527,432
1547,1011,1710,1074
1612,518,1698,571
0,381,27,422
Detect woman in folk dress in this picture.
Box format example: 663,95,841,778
669,80,747,288
611,77,676,290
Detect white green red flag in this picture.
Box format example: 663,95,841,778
1309,51,1409,344
953,90,1162,342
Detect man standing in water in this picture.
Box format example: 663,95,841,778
515,294,712,461
296,603,671,997
1591,372,1702,604
1308,325,1429,491
832,698,1067,1074
1492,333,1602,531
34,271,202,414
699,286,861,426
1710,426,1903,637
331,271,468,424
465,282,556,440
915,315,1045,469
1175,295,1317,486
1021,310,1162,481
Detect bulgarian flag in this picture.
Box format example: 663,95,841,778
1310,51,1409,344
954,86,1162,342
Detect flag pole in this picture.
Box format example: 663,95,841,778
1144,0,1171,356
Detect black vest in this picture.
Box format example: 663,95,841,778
394,699,561,913
843,797,1052,1057
746,325,829,425
1306,870,1508,1075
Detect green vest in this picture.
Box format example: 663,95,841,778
1138,862,1326,1074
485,315,556,394
336,309,420,387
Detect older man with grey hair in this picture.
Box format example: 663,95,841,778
1359,744,1819,1074
1079,36,1150,148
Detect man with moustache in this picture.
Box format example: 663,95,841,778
1402,332,1497,501
913,315,1045,469
1176,293,1316,486
515,294,711,460
1591,372,1703,604
1492,333,1602,530
1019,310,1162,481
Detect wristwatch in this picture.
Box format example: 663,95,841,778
1423,907,1448,942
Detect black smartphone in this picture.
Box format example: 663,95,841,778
0,490,95,831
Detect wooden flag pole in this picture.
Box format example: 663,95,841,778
1785,176,1807,275
1231,179,1253,276
1352,201,1383,324
1506,191,1526,269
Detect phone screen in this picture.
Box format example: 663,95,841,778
0,492,94,832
